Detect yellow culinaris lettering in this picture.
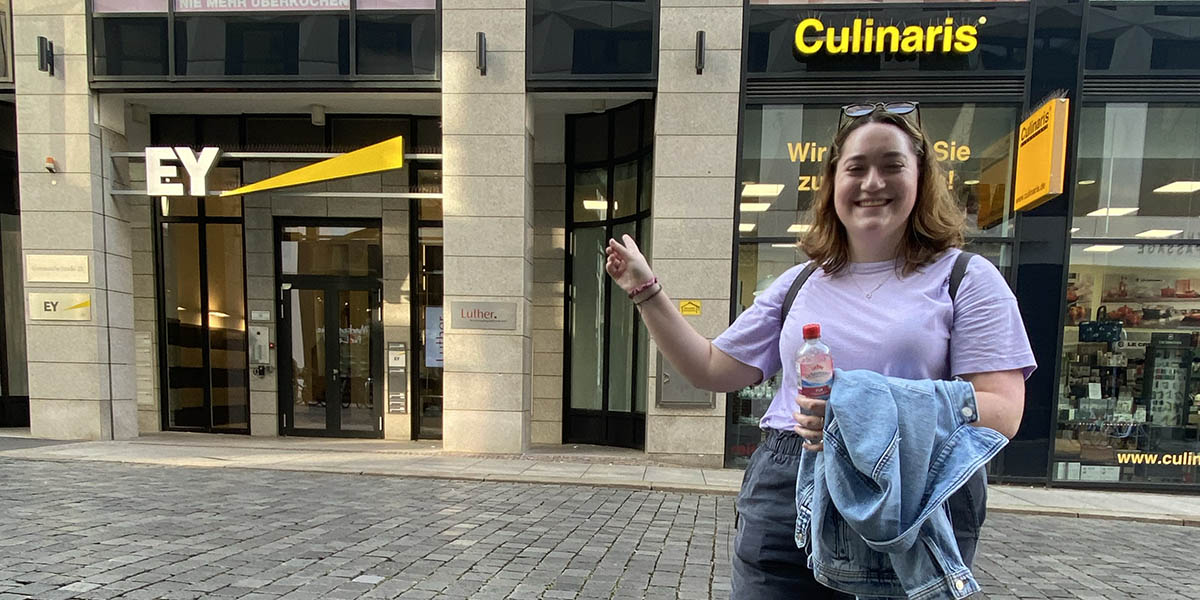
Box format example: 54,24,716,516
795,18,825,54
793,16,982,55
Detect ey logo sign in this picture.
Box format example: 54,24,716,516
144,136,406,198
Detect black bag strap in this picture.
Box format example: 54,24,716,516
780,251,977,326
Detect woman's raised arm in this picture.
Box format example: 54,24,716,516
605,234,762,393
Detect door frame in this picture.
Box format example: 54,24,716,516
561,101,654,450
274,217,384,439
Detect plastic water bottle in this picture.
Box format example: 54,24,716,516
796,323,833,406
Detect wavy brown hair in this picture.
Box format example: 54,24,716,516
800,110,965,276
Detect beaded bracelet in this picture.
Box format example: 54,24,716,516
633,283,663,306
627,276,658,299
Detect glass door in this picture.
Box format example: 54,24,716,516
276,219,383,438
281,284,382,437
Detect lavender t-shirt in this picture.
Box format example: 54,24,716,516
714,249,1037,432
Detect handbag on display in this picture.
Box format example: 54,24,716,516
1078,305,1122,343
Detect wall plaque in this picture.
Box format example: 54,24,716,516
450,301,517,330
26,254,89,283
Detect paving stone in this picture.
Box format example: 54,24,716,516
3,459,1199,600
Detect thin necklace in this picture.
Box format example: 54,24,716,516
850,270,893,299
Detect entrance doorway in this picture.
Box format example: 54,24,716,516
564,100,653,449
277,220,383,438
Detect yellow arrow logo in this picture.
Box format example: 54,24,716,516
67,299,91,310
221,135,405,197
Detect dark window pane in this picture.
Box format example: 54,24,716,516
199,116,241,149
245,117,325,151
1086,4,1200,73
92,17,169,76
613,103,641,158
530,0,655,76
356,13,437,75
206,224,248,430
280,225,382,277
414,118,441,153
151,115,196,147
163,223,205,429
573,113,608,164
175,15,349,76
331,117,410,152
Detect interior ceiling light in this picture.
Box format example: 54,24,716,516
1082,245,1124,253
1069,227,1080,234
1078,180,1096,185
1134,229,1184,239
963,179,981,185
582,200,607,211
1152,181,1200,194
739,223,756,232
787,224,812,233
741,184,785,198
771,243,798,248
209,311,230,318
739,202,771,212
1086,207,1138,217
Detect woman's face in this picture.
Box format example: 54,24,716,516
832,122,920,254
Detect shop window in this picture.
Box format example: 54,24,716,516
1058,102,1200,487
92,17,170,76
1086,2,1200,73
1072,103,1200,239
529,0,656,78
738,103,1019,242
355,13,437,76
1057,247,1200,486
174,15,350,76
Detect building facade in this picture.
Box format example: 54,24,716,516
0,0,1198,492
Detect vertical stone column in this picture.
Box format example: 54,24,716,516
441,0,533,453
645,1,742,466
14,0,137,439
531,113,566,445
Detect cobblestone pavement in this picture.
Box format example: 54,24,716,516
0,458,1196,600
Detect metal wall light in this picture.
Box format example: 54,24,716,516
37,36,54,76
477,32,487,76
695,31,706,75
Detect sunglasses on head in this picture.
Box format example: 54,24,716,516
838,101,921,129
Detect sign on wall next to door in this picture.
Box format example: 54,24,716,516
28,292,91,321
449,302,516,331
25,254,89,283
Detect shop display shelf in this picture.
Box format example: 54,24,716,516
1100,296,1200,304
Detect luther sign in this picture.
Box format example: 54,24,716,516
450,302,517,330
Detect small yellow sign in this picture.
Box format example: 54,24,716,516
679,300,702,316
1014,98,1070,212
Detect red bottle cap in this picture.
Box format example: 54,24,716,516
802,323,821,339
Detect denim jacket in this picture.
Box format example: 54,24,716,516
794,369,1008,600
